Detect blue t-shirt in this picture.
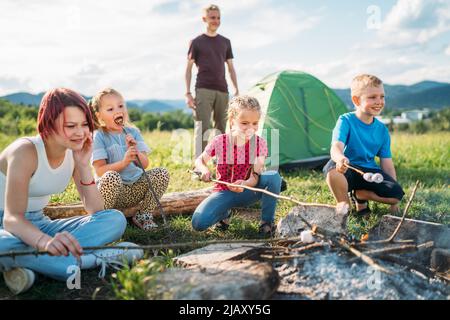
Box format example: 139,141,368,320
92,127,151,184
332,112,391,169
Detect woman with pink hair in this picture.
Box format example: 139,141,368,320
0,88,142,295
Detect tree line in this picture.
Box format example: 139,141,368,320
0,99,448,136
0,99,194,135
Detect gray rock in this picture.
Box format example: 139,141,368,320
369,215,450,267
147,260,279,300
174,243,264,267
430,249,450,272
276,204,346,237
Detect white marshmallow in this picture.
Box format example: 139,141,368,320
363,172,373,182
300,230,315,243
372,173,384,183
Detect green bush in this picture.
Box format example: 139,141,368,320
0,98,194,134
409,120,429,134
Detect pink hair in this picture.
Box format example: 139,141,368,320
37,88,94,139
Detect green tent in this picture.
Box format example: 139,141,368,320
247,70,349,169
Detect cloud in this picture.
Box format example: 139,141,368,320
377,0,450,48
446,45,450,56
0,76,33,95
0,0,447,98
0,0,324,98
230,4,323,49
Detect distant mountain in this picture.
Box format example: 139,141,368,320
2,80,449,112
2,92,45,106
333,80,450,110
127,99,187,113
0,92,187,113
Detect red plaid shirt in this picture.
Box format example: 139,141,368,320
205,134,268,192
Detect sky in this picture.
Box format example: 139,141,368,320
0,0,449,99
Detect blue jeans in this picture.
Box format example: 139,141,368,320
0,209,127,281
192,171,282,231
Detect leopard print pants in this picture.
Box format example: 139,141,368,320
97,168,170,229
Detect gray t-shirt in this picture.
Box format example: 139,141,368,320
188,34,234,93
92,127,150,184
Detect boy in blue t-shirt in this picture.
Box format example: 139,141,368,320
323,74,404,216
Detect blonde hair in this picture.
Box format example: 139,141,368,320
88,87,128,130
228,95,262,124
202,4,220,17
351,74,383,97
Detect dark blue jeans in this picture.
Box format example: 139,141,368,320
192,171,282,231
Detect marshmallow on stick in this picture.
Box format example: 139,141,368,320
344,163,384,183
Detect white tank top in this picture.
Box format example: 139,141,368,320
0,135,74,212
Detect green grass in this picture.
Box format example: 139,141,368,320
0,131,449,299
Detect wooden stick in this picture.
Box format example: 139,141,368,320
339,239,393,274
189,169,337,236
355,180,420,246
386,180,420,242
357,239,415,246
343,163,365,175
290,242,328,252
0,237,303,259
260,254,312,261
359,241,434,257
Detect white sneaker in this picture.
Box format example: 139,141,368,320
80,242,144,278
3,268,35,295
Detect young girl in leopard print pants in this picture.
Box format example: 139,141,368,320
89,88,170,231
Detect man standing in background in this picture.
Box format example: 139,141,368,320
185,4,239,158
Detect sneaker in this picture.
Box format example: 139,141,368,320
80,242,144,278
258,222,276,238
3,268,35,295
214,219,230,231
214,211,231,232
351,191,371,216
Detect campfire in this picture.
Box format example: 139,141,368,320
41,179,448,300
272,249,448,300
253,181,450,299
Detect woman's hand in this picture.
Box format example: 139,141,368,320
73,134,93,167
41,232,83,259
229,179,244,193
